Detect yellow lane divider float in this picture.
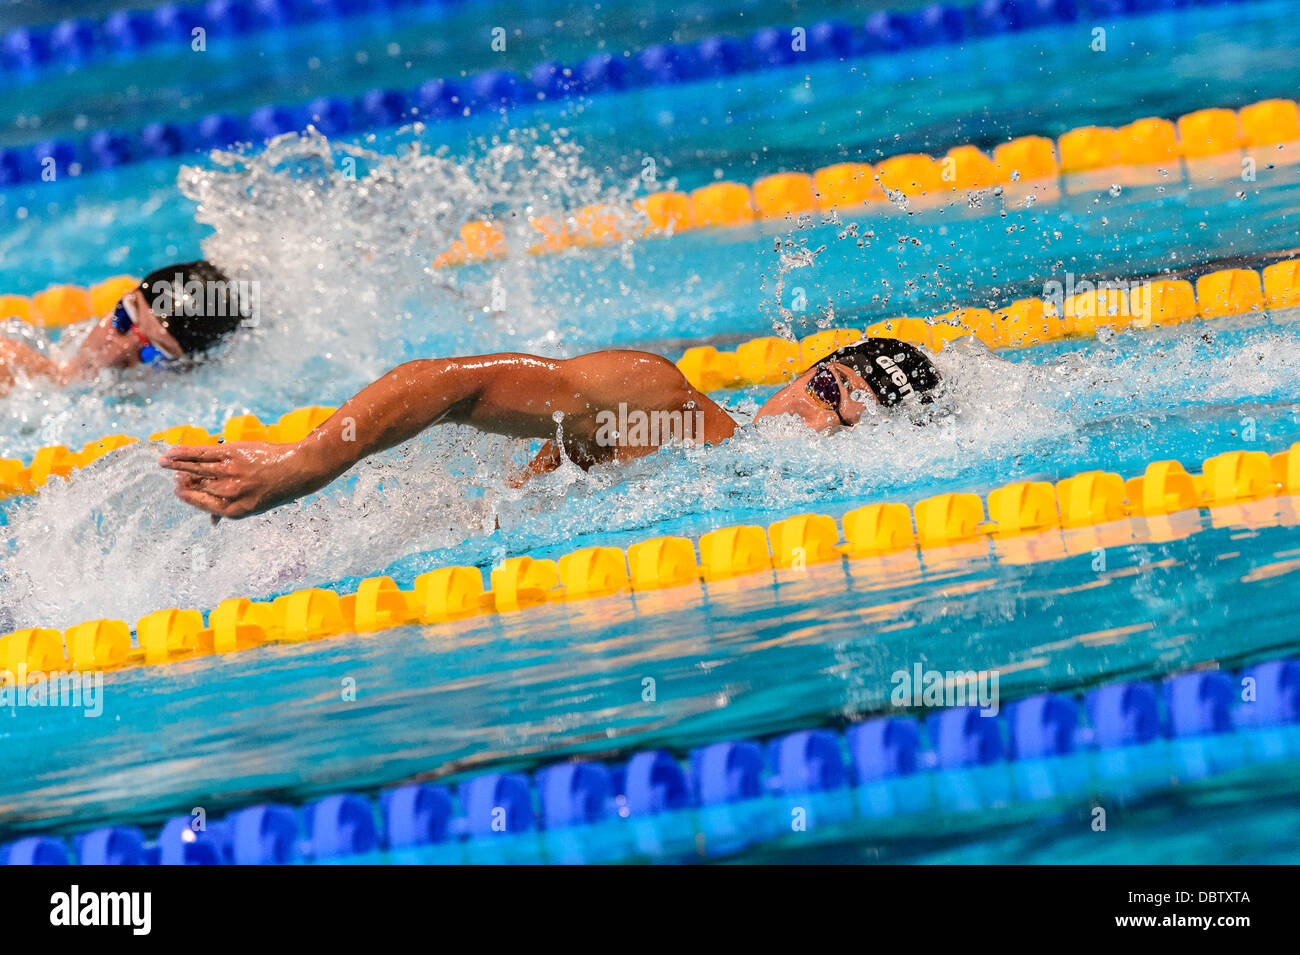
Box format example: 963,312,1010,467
430,97,1300,266
0,275,139,329
4,256,1299,499
4,445,1300,676
0,406,336,499
6,97,1298,324
676,257,1300,391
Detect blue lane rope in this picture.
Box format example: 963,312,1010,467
1,0,444,79
3,654,1296,864
0,0,1254,186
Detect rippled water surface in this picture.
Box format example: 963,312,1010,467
5,496,1300,854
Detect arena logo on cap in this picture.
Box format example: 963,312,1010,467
873,353,915,396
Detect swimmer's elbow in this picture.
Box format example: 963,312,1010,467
384,357,480,418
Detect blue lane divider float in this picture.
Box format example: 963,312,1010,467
0,0,438,77
2,655,1297,865
0,0,1256,186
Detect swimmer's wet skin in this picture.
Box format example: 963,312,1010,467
159,338,941,519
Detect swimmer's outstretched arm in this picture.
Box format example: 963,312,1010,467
0,338,64,393
160,350,734,518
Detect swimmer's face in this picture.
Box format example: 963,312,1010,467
753,361,879,432
76,290,185,372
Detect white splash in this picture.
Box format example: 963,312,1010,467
0,126,645,462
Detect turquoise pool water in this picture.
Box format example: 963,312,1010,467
0,0,884,150
3,1,1300,862
6,0,1300,293
7,487,1300,861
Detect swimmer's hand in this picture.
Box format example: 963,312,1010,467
160,441,335,519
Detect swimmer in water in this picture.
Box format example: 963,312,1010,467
160,336,942,519
0,260,248,395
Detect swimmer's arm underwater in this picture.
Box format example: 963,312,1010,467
160,350,736,518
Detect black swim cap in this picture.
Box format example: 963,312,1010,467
812,337,942,407
138,260,249,357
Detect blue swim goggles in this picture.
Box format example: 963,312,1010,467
112,299,168,365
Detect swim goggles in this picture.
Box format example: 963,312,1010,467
805,363,851,426
112,299,168,364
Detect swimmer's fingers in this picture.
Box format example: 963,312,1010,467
171,464,271,519
164,441,289,518
159,444,233,475
174,471,242,498
161,444,230,462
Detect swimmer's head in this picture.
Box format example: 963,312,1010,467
753,337,942,431
135,260,249,359
72,260,250,377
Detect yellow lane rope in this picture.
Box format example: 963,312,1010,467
3,443,1298,676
